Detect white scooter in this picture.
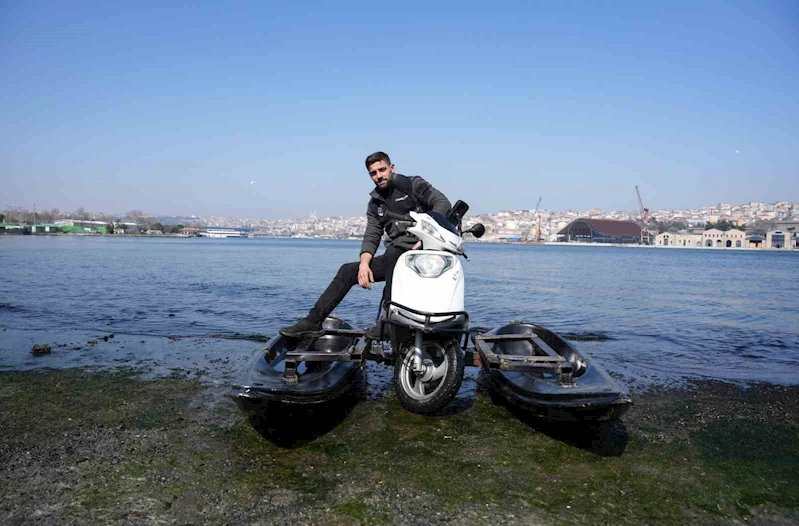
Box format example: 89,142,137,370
379,202,485,414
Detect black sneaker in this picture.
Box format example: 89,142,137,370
364,323,384,341
279,318,324,338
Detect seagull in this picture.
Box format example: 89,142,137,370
734,150,740,155
249,180,256,186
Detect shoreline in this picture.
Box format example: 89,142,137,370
1,366,797,525
3,233,797,252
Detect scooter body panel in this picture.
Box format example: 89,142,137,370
389,249,464,323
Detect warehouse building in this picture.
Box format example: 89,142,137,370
557,219,644,244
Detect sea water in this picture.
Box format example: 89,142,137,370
1,236,797,387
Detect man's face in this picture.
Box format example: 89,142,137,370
367,160,394,190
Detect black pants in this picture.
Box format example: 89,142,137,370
307,245,405,324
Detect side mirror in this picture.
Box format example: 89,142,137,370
447,200,469,228
466,223,485,238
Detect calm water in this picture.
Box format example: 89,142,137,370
1,236,798,386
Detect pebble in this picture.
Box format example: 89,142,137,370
31,344,52,356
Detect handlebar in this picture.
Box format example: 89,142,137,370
384,210,414,222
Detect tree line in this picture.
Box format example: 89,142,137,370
1,207,198,234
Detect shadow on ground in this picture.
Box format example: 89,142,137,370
240,392,362,448
521,413,629,457
476,372,630,457
239,374,367,449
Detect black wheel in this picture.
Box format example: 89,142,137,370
393,337,464,415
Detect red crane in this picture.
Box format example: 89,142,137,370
635,186,651,244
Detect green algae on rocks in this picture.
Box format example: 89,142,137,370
1,369,797,525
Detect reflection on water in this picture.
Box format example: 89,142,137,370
1,237,798,386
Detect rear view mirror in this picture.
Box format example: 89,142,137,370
466,223,485,238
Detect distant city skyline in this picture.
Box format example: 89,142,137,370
4,197,794,225
8,197,792,245
3,186,797,221
2,2,797,218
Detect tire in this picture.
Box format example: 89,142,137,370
393,337,464,415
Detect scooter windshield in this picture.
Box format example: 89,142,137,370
427,211,459,235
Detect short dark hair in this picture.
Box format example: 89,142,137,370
365,152,391,168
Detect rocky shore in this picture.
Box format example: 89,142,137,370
1,367,797,525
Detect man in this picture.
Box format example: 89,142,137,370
280,152,452,339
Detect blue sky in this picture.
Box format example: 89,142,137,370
2,1,797,219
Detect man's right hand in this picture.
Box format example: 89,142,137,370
358,263,374,289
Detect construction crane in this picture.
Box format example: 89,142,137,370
533,197,543,243
522,197,543,242
635,186,651,245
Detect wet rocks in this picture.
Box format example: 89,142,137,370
31,344,52,356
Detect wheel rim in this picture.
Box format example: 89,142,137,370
398,341,449,402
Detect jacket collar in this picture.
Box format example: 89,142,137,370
369,186,389,202
369,173,404,201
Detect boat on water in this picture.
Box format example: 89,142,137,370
231,316,365,413
200,228,247,238
472,321,631,422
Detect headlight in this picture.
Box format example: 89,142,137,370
405,254,453,278
420,220,445,242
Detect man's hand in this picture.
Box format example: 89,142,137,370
358,252,374,289
358,263,374,289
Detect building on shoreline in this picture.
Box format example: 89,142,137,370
557,219,643,244
766,221,799,249
655,232,702,247
702,228,746,248
748,234,765,249
30,224,61,233
179,227,201,237
53,219,138,234
656,229,753,249
0,223,27,234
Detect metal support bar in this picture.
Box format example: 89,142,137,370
500,355,564,363
322,328,366,336
477,333,539,342
474,333,562,361
463,350,481,367
280,333,362,383
282,360,299,384
530,336,559,359
362,340,388,363
501,362,572,374
284,350,358,362
472,333,573,379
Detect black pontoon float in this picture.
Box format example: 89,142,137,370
232,316,631,423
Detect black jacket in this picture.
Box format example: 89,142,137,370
360,173,452,256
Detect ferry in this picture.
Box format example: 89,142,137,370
200,228,247,238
